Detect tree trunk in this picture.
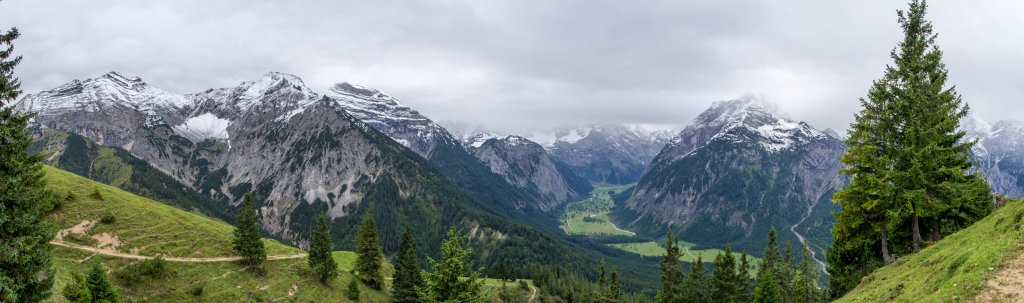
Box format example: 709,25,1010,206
911,214,923,251
881,217,895,265
930,218,941,242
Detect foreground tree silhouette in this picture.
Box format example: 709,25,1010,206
355,214,384,289
308,213,338,284
233,193,266,272
0,25,60,303
392,226,424,303
418,228,488,303
830,0,992,297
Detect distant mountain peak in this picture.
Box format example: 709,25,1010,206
325,81,450,158
99,71,146,89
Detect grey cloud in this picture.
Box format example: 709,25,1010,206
1,0,1021,132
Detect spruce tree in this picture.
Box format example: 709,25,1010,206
777,243,796,300
86,261,118,303
685,256,711,303
355,213,384,289
598,258,607,294
608,267,624,302
418,228,488,303
656,231,686,303
308,213,338,284
62,271,91,303
347,278,361,301
752,266,782,303
392,226,424,303
0,26,59,303
831,2,991,296
737,252,753,302
885,0,990,251
711,247,739,303
233,193,266,272
793,242,822,303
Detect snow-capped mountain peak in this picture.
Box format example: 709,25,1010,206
667,96,828,158
326,81,451,158
15,71,188,115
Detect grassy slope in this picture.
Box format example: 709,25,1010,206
43,165,393,302
44,166,297,258
43,166,532,302
836,198,1024,303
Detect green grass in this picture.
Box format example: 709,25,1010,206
560,183,637,236
836,198,1024,303
607,241,762,270
41,165,534,302
48,249,391,303
44,166,298,257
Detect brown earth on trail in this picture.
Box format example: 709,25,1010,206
56,220,96,240
976,252,1024,302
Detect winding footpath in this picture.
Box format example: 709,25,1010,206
49,240,306,263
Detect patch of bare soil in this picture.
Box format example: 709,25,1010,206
976,253,1024,302
91,232,122,250
56,220,96,240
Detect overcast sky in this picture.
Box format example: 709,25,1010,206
1,1,1021,132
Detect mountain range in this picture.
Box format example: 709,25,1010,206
15,71,634,280
16,71,1024,283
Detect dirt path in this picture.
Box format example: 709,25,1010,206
528,284,538,303
976,253,1024,302
50,240,306,263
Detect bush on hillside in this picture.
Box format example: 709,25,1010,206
115,257,171,286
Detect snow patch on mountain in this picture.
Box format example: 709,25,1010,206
172,113,230,140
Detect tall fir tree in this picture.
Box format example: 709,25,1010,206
392,226,424,303
608,267,624,303
656,231,686,303
777,243,795,300
756,229,786,303
685,256,711,303
86,261,118,303
738,252,753,302
829,0,991,297
0,25,59,303
233,193,266,272
418,228,488,303
308,213,338,284
355,213,385,289
711,246,739,303
752,266,782,303
598,258,607,294
793,242,822,303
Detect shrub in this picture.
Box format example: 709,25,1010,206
347,279,361,300
189,284,204,297
115,257,171,286
519,280,529,290
63,271,91,303
89,188,103,201
100,214,116,224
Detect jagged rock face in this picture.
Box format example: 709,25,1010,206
466,135,590,211
964,116,1024,198
618,96,846,254
546,124,674,184
325,82,457,159
446,123,675,185
16,72,438,242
